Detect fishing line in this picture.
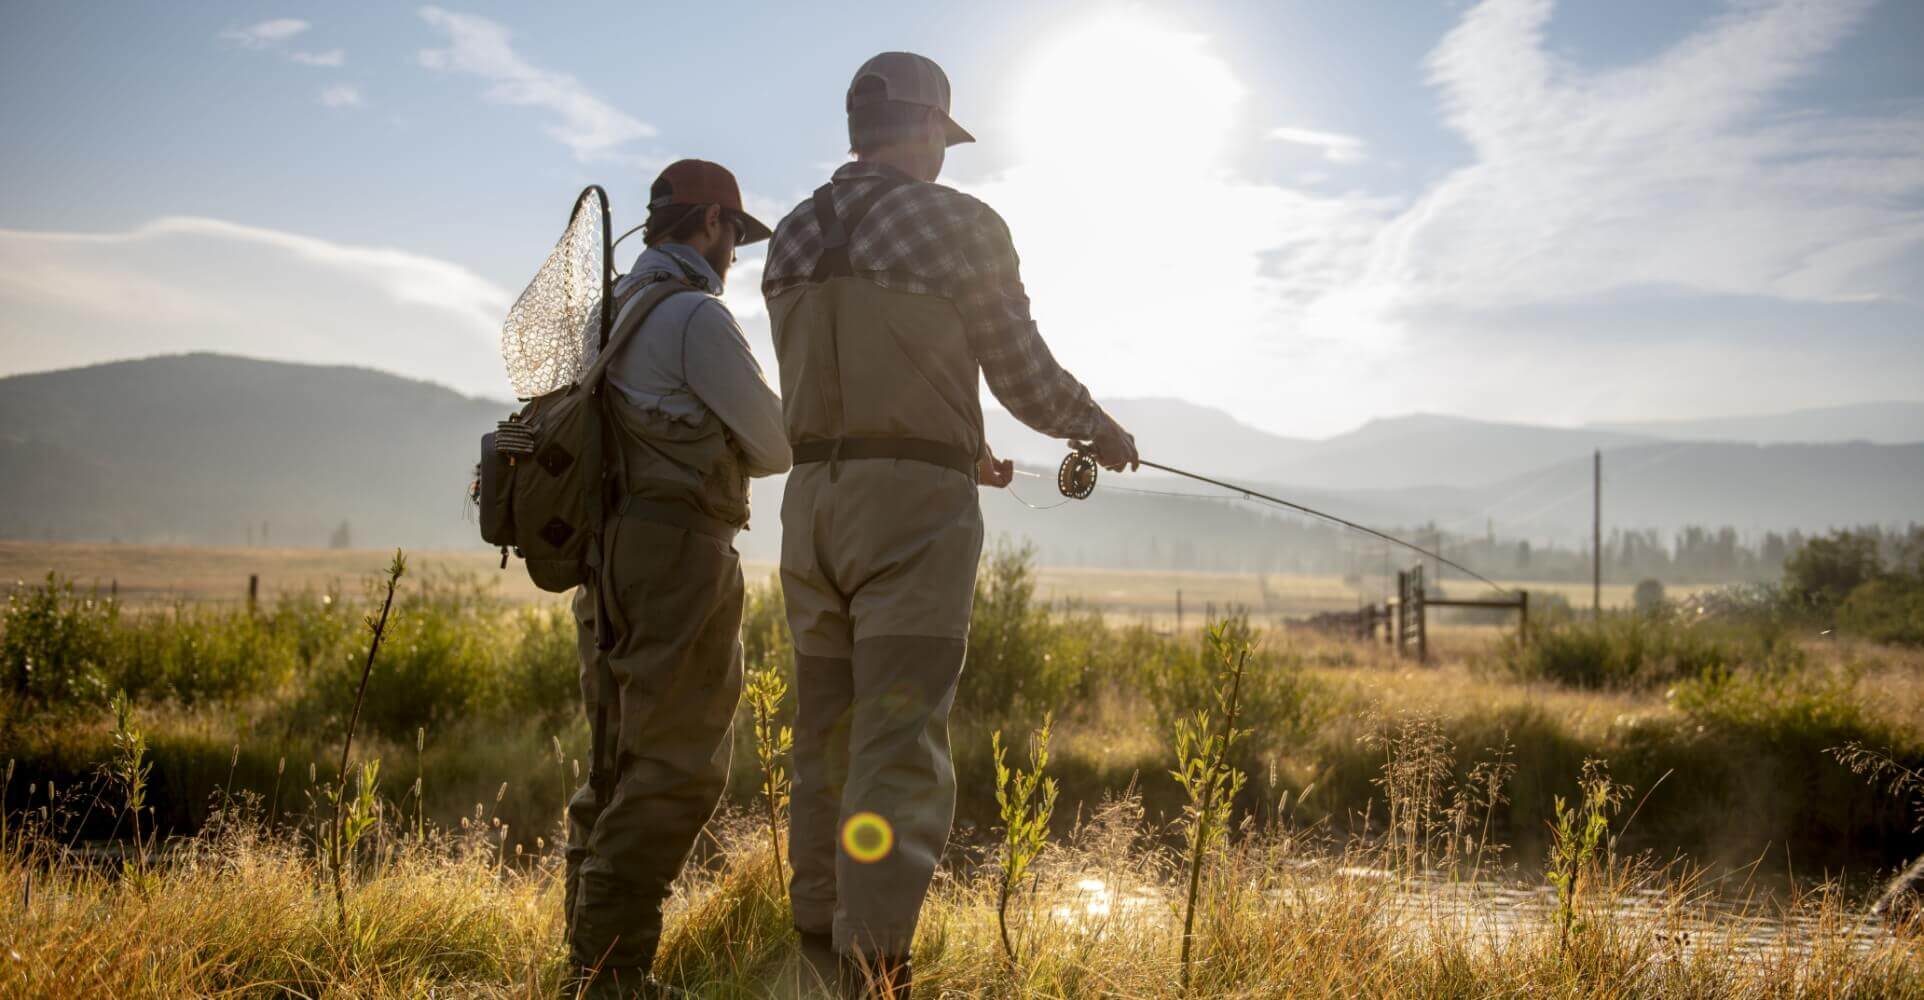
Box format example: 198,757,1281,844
1101,484,1246,503
1006,468,1073,510
1133,458,1510,593
1022,448,1514,595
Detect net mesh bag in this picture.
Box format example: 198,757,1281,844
501,190,606,399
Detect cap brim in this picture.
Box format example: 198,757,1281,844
941,111,975,146
729,208,774,246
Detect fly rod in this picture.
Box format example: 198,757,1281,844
1048,447,1513,595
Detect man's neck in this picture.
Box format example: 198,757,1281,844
856,150,931,183
647,242,722,292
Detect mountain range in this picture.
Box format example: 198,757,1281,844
3,355,1919,565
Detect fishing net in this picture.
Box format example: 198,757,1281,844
501,189,607,399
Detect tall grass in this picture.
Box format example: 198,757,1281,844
4,554,1921,878
3,719,1919,997
1,547,1922,995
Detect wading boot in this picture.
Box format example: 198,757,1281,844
798,930,841,996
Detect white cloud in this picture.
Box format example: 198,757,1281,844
1357,0,1924,312
416,6,655,162
1270,126,1367,163
957,1,1924,438
0,219,516,397
290,49,346,67
319,85,364,109
218,19,309,49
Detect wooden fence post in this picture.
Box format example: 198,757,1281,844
1518,591,1530,649
1400,573,1416,661
248,574,259,613
1415,581,1428,663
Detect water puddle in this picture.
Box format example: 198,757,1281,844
1038,866,1898,960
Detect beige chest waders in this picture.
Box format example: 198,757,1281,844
769,179,986,960
562,286,751,978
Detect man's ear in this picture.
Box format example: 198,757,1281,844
707,204,725,234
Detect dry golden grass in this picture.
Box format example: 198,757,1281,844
3,805,1917,998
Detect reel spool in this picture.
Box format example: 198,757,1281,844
1057,447,1100,500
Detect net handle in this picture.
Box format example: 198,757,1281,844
568,185,614,354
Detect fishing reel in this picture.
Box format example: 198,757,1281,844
1057,444,1100,500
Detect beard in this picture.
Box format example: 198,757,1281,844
702,243,733,287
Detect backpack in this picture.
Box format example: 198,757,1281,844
473,186,694,592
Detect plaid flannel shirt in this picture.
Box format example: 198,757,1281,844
761,161,1105,442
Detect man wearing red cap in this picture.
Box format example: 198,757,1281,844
763,52,1138,997
565,159,787,999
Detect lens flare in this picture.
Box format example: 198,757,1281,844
840,811,895,864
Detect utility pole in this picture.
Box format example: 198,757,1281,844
1592,449,1602,620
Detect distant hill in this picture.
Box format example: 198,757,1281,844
0,354,505,549
1449,440,1924,541
1259,414,1654,490
983,397,1313,477
991,404,1658,490
4,356,1918,569
1595,402,1924,445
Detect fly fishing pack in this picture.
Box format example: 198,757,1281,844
474,185,691,592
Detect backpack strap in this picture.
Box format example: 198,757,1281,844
581,275,700,388
582,272,697,668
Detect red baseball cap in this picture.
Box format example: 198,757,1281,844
648,159,772,245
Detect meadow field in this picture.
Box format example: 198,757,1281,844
2,539,1921,997
0,539,1645,620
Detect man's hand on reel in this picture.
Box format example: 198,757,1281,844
1090,412,1139,472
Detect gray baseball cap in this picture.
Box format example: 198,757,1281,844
846,51,975,147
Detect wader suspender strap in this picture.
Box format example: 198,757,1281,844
794,178,976,479
807,183,853,477
586,273,697,805
808,182,855,282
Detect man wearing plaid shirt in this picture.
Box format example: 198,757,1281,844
762,51,1137,998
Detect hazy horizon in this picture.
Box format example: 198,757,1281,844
8,348,1924,446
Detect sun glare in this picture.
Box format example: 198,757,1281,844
981,11,1325,418
1013,12,1243,179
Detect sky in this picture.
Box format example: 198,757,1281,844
1,0,1921,438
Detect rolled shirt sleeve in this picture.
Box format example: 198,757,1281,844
680,298,793,477
951,202,1106,443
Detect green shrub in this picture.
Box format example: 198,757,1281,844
1669,664,1883,747
963,540,1087,727
1838,578,1924,647
1784,531,1882,607
1490,612,1801,690
741,575,793,678
111,605,298,706
294,578,503,740
498,605,580,720
1135,615,1324,759
2,574,117,706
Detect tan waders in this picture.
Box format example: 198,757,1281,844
769,179,986,984
563,361,751,990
